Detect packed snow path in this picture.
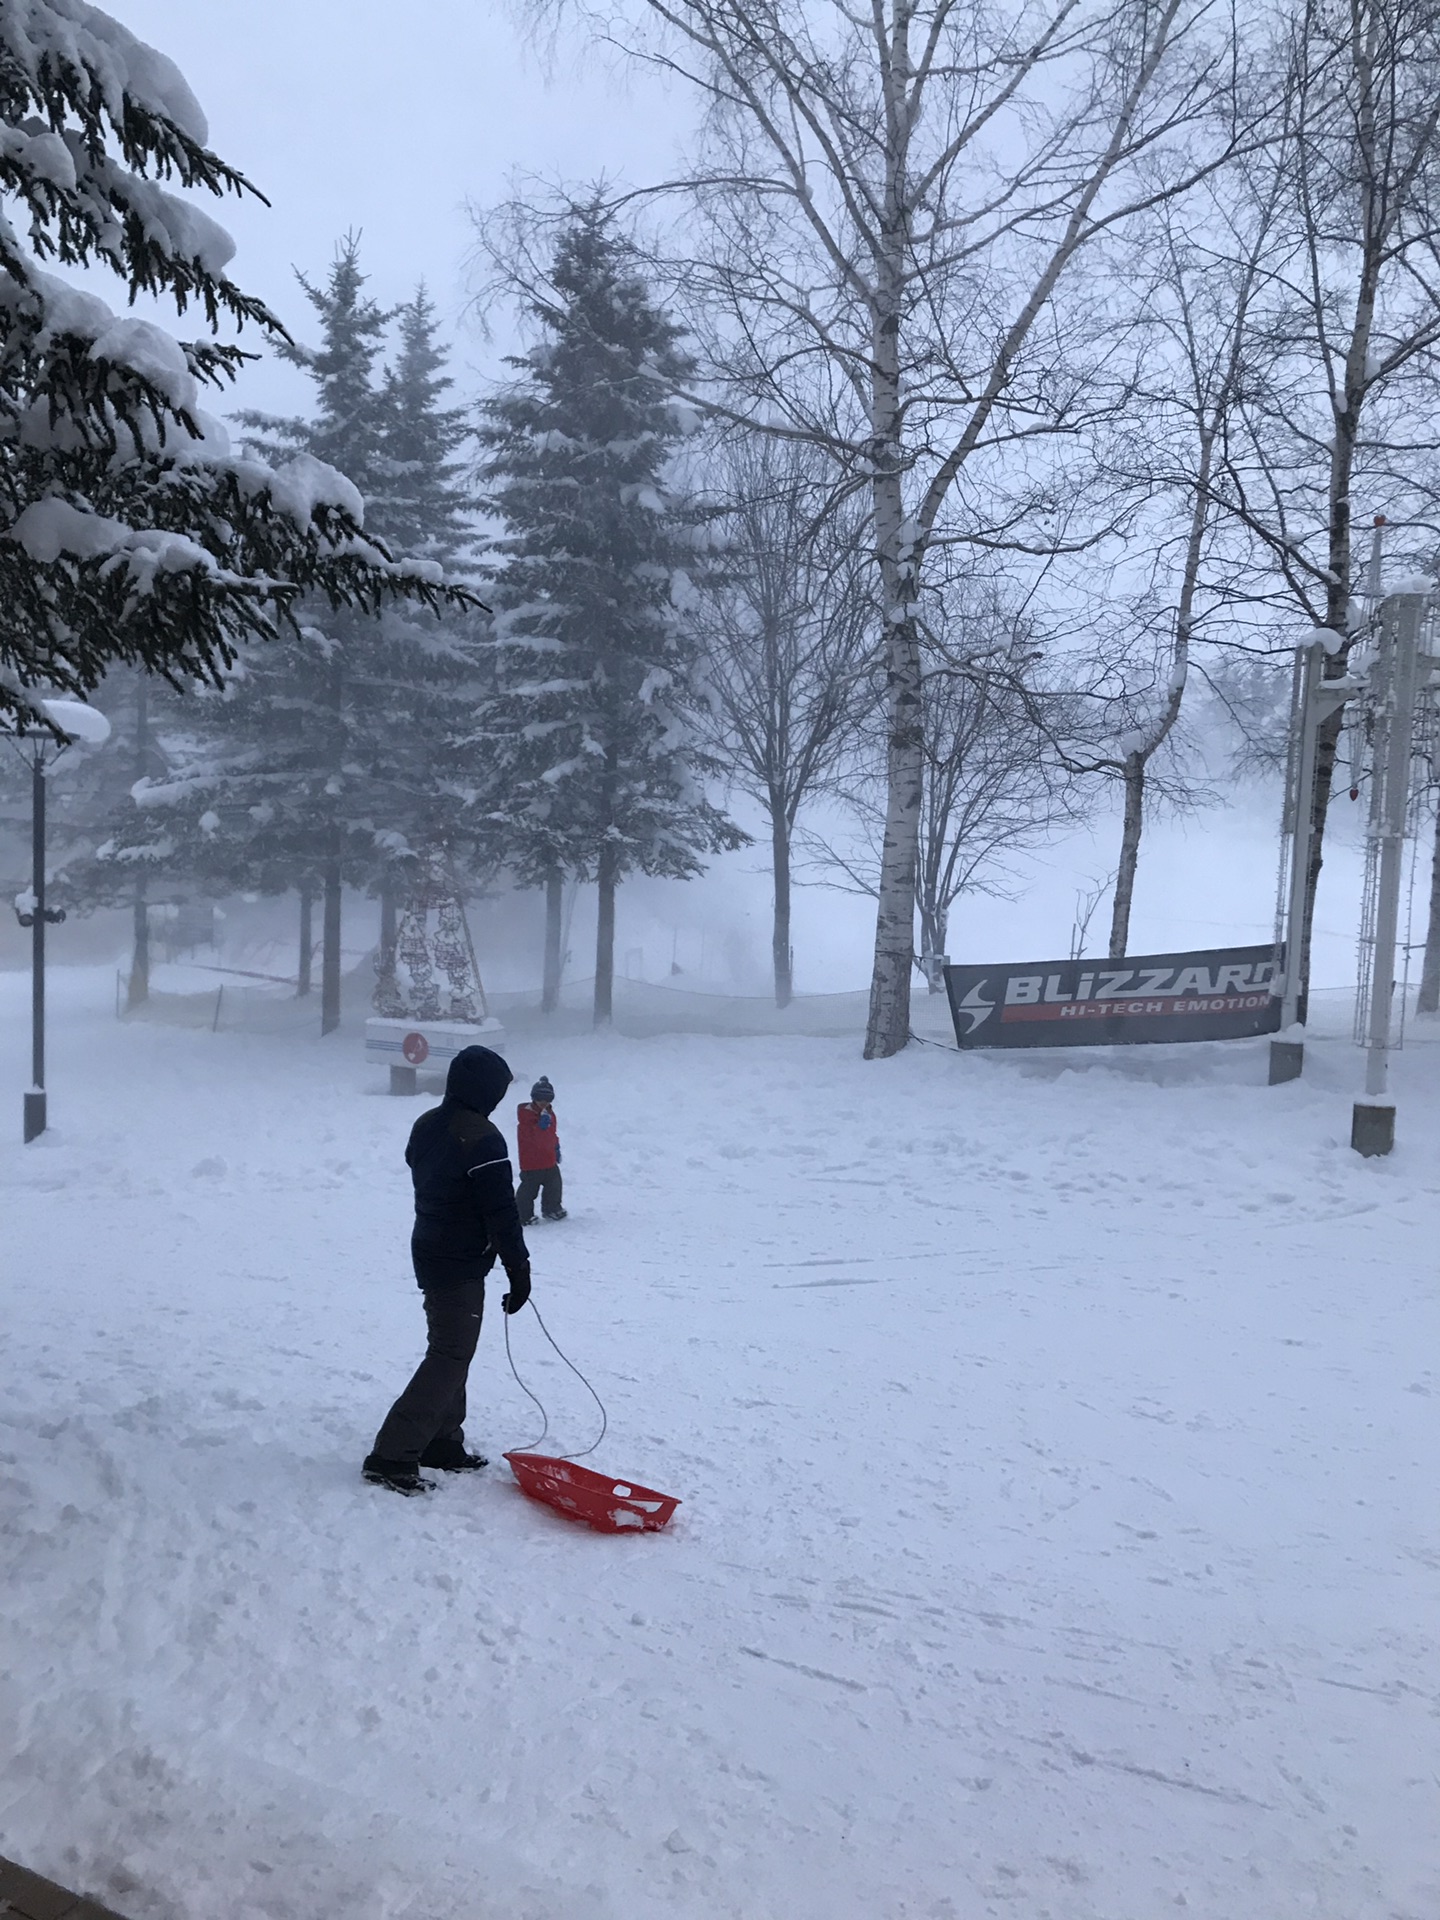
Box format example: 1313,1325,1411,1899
2,970,1436,1920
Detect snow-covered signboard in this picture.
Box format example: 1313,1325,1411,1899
365,1017,505,1091
945,945,1283,1049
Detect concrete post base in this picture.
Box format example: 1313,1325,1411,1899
22,1089,45,1143
389,1064,418,1096
1268,1038,1305,1085
1351,1101,1396,1157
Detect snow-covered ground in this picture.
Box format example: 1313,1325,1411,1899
2,967,1437,1920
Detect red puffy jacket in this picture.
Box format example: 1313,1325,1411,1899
517,1101,560,1172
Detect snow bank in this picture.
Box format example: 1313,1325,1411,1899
0,973,1436,1920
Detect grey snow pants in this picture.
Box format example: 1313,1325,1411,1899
372,1278,485,1464
516,1166,563,1219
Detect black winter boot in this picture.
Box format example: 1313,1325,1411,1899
362,1453,434,1496
419,1439,490,1471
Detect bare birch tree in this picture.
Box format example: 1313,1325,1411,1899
693,435,876,1005
1079,175,1280,957
911,640,1065,985
1026,603,1210,960
1209,0,1440,1012
525,0,1245,1054
804,585,1068,985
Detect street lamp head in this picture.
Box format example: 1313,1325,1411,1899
13,892,65,929
1,696,110,769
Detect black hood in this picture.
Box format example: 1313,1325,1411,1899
445,1045,513,1116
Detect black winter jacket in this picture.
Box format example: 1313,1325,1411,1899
406,1046,529,1287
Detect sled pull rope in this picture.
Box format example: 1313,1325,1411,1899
502,1309,551,1454
503,1299,609,1461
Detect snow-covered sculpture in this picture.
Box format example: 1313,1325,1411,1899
373,860,488,1026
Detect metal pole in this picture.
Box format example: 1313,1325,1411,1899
1281,642,1324,1031
24,749,47,1141
8,711,100,1142
1353,594,1424,1154
1366,515,1386,604
1269,643,1324,1083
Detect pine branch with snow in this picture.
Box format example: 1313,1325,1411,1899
0,3,477,735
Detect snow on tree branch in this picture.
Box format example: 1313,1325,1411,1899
0,0,479,735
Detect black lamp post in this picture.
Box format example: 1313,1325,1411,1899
5,703,108,1142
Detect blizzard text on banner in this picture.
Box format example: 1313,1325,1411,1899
943,945,1283,1049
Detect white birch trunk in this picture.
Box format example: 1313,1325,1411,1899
863,9,921,1060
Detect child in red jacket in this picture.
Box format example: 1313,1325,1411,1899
517,1075,566,1223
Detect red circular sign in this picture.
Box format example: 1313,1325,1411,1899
402,1031,429,1065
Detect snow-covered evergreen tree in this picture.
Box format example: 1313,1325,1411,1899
229,238,397,1032
368,285,499,952
0,3,469,733
378,288,476,574
125,241,490,1032
478,202,740,1022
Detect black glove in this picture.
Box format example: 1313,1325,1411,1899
502,1261,532,1315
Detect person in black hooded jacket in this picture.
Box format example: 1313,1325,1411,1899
363,1044,532,1495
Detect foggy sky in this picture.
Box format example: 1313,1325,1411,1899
114,0,688,412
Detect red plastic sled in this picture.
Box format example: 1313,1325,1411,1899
503,1451,681,1533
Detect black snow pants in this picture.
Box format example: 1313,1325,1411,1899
371,1278,485,1464
516,1166,563,1220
